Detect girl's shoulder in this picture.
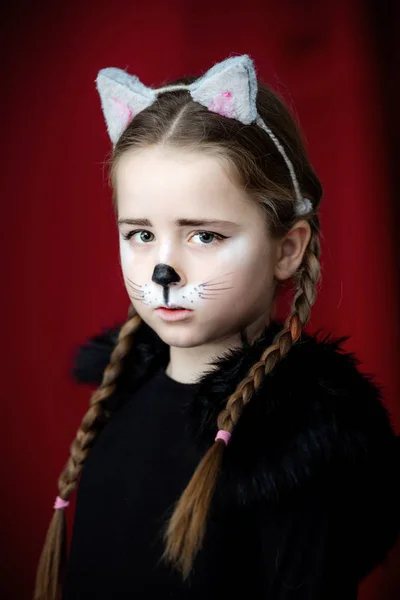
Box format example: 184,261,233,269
221,324,399,499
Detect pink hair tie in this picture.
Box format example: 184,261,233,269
215,429,231,445
54,496,70,510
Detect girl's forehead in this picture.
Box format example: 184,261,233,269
116,146,234,189
115,146,262,222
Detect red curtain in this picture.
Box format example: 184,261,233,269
2,1,399,598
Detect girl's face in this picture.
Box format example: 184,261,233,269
116,146,279,348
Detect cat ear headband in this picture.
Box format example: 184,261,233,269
96,54,313,217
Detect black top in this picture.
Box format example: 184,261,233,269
62,365,359,599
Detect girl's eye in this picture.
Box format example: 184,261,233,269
191,231,227,245
122,230,154,243
122,229,227,246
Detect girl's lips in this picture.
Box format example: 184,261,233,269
155,308,194,322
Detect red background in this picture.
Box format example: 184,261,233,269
2,1,399,598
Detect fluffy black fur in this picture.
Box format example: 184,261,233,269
72,318,400,580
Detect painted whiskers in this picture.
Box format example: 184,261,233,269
125,271,234,307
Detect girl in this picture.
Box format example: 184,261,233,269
35,55,400,600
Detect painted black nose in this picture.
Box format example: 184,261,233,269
151,264,181,287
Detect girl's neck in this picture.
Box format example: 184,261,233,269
164,318,269,384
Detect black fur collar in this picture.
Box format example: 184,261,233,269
73,319,400,578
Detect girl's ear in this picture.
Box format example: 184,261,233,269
274,221,311,282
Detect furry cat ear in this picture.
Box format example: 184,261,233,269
96,56,258,143
190,55,258,124
96,67,156,143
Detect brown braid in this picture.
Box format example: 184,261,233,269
33,306,142,600
162,229,321,580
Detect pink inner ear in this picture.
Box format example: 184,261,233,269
208,91,234,118
110,97,133,128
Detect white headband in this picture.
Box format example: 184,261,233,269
96,54,313,217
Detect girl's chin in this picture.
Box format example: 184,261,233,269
152,324,212,348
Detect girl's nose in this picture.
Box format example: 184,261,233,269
151,264,181,287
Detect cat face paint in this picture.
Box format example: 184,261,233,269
116,146,278,348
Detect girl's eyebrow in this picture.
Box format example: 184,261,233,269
117,218,238,228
